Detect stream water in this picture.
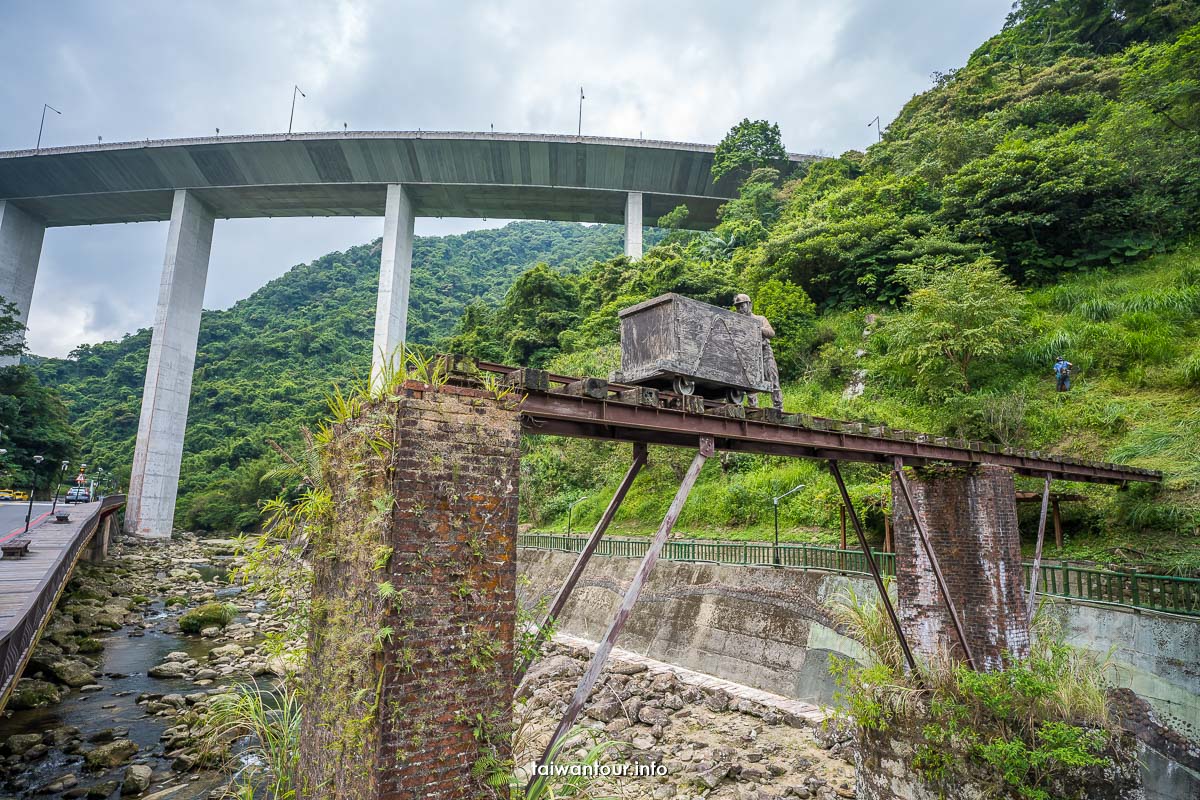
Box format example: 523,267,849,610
0,560,260,799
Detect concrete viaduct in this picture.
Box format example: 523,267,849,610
0,131,817,538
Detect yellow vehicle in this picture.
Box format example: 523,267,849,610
9,490,30,501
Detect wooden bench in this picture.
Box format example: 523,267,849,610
1,539,32,558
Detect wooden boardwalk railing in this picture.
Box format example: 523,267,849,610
0,495,125,711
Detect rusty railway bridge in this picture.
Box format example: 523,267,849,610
436,359,1160,786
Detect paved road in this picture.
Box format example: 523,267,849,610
0,501,54,544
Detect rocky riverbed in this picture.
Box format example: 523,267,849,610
3,532,856,800
0,534,292,800
516,643,856,799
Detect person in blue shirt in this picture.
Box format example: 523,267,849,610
1053,356,1073,392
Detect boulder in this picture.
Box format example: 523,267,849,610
122,763,153,795
38,772,78,793
148,661,188,679
88,780,121,797
3,732,43,756
48,658,97,688
8,678,63,709
208,643,243,660
84,739,138,770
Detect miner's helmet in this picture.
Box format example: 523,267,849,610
734,293,752,307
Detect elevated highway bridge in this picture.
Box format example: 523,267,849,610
0,131,815,538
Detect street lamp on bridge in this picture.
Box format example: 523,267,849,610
772,482,806,566
23,455,44,533
36,104,62,151
50,460,69,515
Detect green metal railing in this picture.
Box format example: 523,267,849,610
518,533,1199,617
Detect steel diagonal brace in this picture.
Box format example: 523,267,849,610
529,436,714,792
515,443,648,683
828,461,918,675
892,457,979,671
1026,474,1052,627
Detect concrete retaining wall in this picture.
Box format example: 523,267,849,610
517,549,1199,732
517,548,868,707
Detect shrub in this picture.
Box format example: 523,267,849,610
828,586,1132,799
179,601,237,634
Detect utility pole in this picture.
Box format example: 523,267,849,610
288,85,306,135
36,104,61,151
577,87,585,137
868,115,881,143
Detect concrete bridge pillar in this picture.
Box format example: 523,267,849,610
0,201,46,366
371,184,415,384
891,464,1030,670
625,191,643,260
126,190,214,538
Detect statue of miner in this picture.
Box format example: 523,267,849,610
734,293,783,411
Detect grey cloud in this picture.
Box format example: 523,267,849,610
2,0,1011,356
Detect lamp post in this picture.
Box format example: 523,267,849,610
567,495,590,537
24,455,44,533
36,104,62,151
50,460,69,514
577,87,585,137
772,482,805,566
288,85,306,135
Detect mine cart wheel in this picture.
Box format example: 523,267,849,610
672,377,696,396
726,388,746,404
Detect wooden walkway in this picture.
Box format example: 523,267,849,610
0,503,99,637
0,497,124,710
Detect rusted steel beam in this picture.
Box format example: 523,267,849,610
514,390,1155,485
530,436,714,790
514,443,648,683
829,461,918,675
1026,474,1052,626
892,458,979,671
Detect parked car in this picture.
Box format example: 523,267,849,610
0,490,14,501
65,487,91,504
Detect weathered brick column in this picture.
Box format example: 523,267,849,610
891,464,1029,670
299,384,520,799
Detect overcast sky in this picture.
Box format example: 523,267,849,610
0,0,1012,357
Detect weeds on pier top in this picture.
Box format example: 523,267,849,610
827,585,1134,800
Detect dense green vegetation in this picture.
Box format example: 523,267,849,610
0,299,76,493
29,222,628,529
484,0,1200,573
26,1,1200,574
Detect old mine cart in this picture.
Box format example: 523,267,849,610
611,293,770,403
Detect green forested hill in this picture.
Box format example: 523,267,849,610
30,1,1200,573
31,221,627,529
455,1,1200,573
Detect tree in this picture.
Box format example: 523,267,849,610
711,119,788,184
0,297,26,360
875,257,1028,396
1124,22,1200,132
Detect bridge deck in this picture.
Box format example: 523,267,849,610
0,497,123,710
466,363,1160,485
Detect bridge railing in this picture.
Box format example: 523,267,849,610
517,533,1198,617
1022,561,1200,616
